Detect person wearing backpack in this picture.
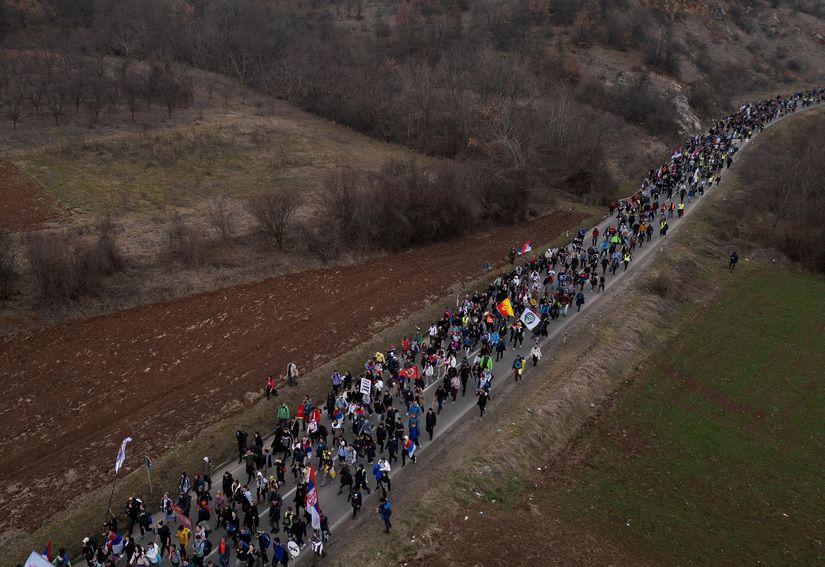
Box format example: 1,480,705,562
512,356,524,383
168,544,181,567
191,533,205,566
257,530,271,564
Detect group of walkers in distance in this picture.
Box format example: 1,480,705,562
56,88,822,567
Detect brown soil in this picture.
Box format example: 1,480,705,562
0,209,585,533
0,160,60,231
418,499,648,567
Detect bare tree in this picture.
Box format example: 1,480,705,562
246,188,302,247
87,75,108,124
66,56,88,114
157,69,193,117
228,51,254,104
27,79,46,116
206,193,236,241
2,83,24,128
121,62,143,121
46,81,68,125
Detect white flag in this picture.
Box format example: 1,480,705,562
115,437,133,473
520,308,541,330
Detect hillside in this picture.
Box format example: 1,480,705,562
0,63,450,328
1,0,821,328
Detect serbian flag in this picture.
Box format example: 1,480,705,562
518,241,532,255
398,366,420,382
305,466,322,530
115,436,132,473
496,298,515,317
404,438,416,457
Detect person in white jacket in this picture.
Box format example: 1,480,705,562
530,342,542,367
145,542,161,565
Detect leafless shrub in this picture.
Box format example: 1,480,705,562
86,215,126,276
206,194,237,241
167,213,207,265
317,166,362,245
25,221,125,304
645,29,680,75
25,234,77,303
246,189,302,248
295,221,338,263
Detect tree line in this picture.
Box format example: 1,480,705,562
0,51,193,128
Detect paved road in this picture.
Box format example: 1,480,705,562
77,102,818,566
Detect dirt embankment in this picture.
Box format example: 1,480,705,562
0,209,585,534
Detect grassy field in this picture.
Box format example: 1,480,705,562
552,267,825,565
7,95,430,214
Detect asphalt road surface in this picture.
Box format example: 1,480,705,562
76,102,817,566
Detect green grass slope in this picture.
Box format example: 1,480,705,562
553,267,825,565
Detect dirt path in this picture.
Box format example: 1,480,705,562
0,161,61,231
0,210,584,533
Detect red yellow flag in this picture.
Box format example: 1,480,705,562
496,298,515,317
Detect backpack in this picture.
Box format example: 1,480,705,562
202,539,213,555
260,532,271,550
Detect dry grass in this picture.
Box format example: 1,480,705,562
8,103,433,215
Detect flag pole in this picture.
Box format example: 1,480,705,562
103,469,119,532
105,436,132,532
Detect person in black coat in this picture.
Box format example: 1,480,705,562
425,408,437,441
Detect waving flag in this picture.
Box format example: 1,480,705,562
115,436,132,473
305,466,322,530
519,241,532,255
404,438,416,457
520,308,541,330
398,366,420,382
496,298,515,317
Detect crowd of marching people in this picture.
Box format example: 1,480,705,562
48,88,823,567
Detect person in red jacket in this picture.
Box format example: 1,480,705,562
266,375,277,399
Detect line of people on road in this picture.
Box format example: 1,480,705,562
67,88,823,567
